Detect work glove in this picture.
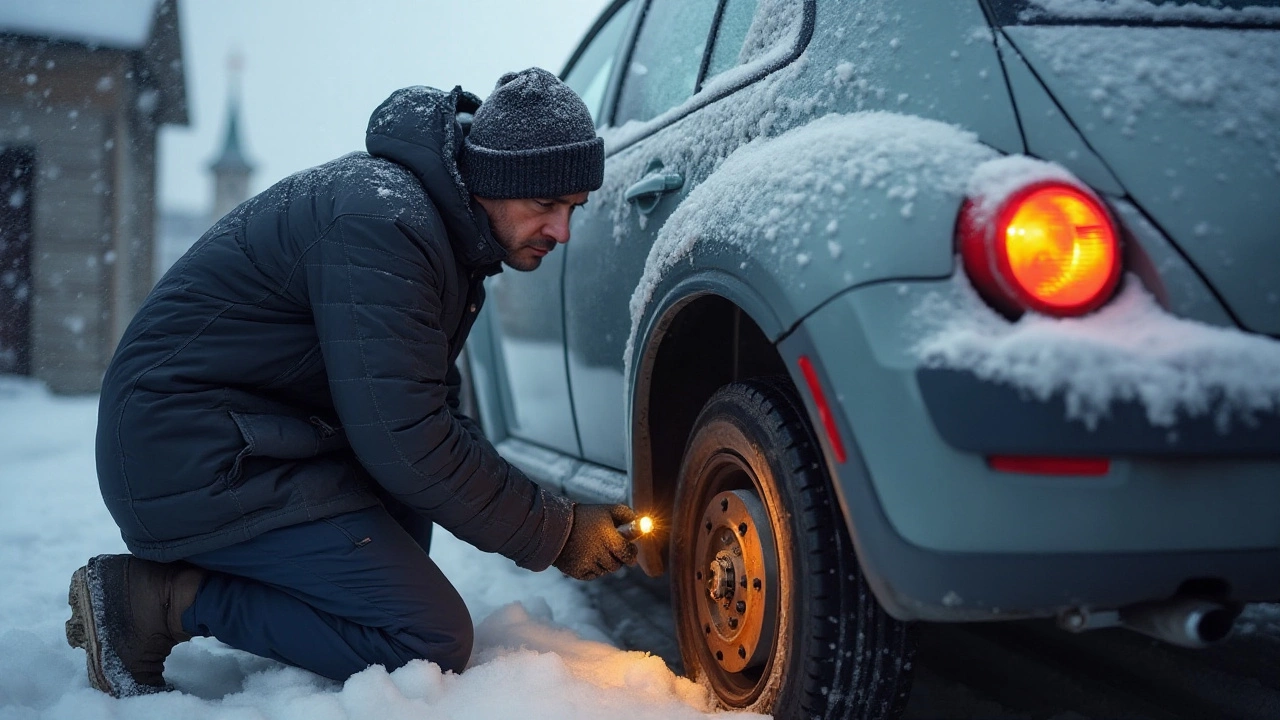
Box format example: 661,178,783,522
552,503,638,581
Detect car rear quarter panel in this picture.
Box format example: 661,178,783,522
621,0,1025,356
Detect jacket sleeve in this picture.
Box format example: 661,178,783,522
305,213,572,570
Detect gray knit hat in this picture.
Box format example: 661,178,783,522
460,68,604,199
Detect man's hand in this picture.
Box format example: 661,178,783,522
552,504,638,580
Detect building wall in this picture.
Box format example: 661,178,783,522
0,41,158,393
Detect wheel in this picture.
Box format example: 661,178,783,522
670,377,916,720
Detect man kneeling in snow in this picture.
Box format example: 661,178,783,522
67,68,636,696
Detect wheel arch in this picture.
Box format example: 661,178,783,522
627,272,793,576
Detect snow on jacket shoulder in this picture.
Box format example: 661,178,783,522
95,86,572,571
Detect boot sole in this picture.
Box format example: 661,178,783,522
66,564,117,697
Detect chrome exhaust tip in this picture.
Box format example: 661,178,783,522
1119,598,1239,649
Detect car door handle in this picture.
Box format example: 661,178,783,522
624,172,684,204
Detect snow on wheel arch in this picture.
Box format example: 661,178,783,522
622,111,998,379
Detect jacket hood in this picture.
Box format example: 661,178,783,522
366,85,506,272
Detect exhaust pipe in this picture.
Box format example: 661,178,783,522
1119,598,1239,649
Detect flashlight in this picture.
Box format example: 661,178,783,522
617,515,654,541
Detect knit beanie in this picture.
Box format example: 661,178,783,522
460,68,604,199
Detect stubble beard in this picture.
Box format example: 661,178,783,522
489,209,553,272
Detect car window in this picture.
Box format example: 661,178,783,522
563,0,639,125
704,0,759,80
613,0,720,125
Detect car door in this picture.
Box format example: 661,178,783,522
475,0,641,458
565,0,764,470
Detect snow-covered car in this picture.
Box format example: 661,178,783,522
463,0,1280,717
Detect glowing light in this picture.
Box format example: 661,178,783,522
999,184,1119,312
638,516,654,535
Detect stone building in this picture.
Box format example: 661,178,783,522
0,0,187,393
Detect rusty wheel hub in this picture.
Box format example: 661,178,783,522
694,489,778,674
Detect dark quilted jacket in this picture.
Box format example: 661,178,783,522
95,86,573,569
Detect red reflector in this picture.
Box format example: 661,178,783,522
988,456,1110,476
798,355,847,464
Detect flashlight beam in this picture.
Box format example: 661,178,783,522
617,516,654,541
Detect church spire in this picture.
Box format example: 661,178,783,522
209,52,254,220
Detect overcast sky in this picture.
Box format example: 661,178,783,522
160,0,610,214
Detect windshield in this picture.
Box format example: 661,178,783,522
987,0,1280,26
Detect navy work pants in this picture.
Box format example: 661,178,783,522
180,498,473,681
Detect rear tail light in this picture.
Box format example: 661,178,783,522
959,181,1121,317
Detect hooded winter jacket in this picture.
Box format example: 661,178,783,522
95,86,573,569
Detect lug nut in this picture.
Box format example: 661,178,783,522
704,624,711,635
753,578,762,590
716,650,724,661
736,600,746,613
738,522,748,535
721,498,729,512
738,645,746,658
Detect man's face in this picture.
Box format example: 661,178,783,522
474,193,589,272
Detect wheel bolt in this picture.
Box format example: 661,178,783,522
738,646,746,659
738,522,748,536
716,650,724,661
728,616,738,629
720,498,729,512
736,600,746,613
753,578,762,590
704,624,711,635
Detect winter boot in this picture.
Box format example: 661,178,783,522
65,554,204,697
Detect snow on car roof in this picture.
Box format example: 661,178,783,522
0,0,159,49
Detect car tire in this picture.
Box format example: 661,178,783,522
670,377,916,720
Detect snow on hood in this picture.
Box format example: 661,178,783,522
911,273,1280,431
623,111,996,373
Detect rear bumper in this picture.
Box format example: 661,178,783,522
779,280,1280,621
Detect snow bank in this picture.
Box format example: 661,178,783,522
624,111,996,372
911,274,1280,430
1023,0,1280,24
0,377,761,720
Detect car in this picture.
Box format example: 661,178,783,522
462,0,1280,718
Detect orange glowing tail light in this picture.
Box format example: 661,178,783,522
959,181,1121,316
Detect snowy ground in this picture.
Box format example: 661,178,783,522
0,376,762,720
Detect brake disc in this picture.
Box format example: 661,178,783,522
693,489,779,673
